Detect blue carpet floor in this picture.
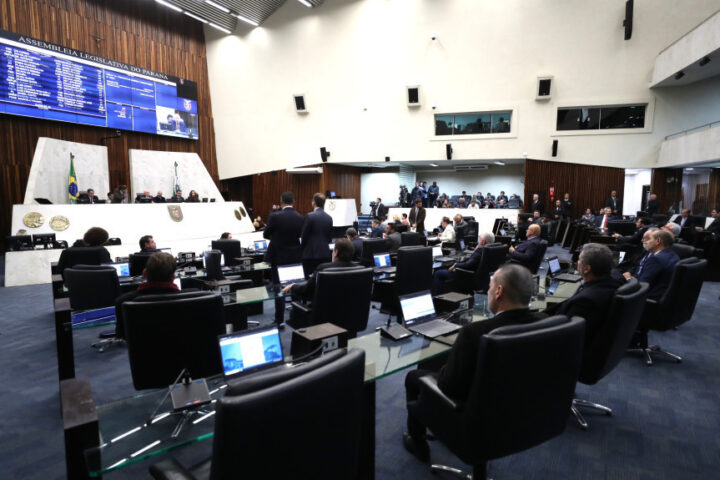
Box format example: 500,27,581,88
1,247,719,479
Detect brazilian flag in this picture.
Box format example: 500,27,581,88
68,153,78,204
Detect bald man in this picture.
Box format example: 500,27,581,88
508,223,543,269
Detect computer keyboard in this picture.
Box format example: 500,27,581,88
408,318,461,338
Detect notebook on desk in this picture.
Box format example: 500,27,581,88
218,325,284,380
373,253,396,274
547,256,582,282
400,290,461,339
277,263,306,285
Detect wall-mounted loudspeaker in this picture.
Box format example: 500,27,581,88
446,144,453,160
407,86,420,107
623,0,633,40
294,94,307,113
320,147,330,163
385,156,390,162
536,76,552,100
552,139,558,157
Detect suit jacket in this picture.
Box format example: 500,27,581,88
555,277,621,352
455,246,484,271
351,236,364,261
605,196,622,213
409,205,426,234
301,208,333,260
437,308,545,402
263,207,304,266
169,195,185,203
290,260,360,299
551,206,564,220
595,214,615,230
509,235,542,267
531,200,545,214
153,195,166,203
386,232,402,252
646,199,659,216
708,218,720,234
673,216,695,229
617,226,647,246
561,199,573,217
370,224,386,238
374,203,386,219
636,248,680,300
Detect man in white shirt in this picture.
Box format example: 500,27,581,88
437,216,456,246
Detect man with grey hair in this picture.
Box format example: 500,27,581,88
661,222,681,240
431,231,495,294
625,229,679,301
403,263,544,462
345,227,363,261
547,244,621,352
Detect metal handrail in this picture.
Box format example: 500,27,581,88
664,120,720,140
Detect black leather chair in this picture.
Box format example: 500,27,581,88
57,246,111,279
211,239,242,266
448,243,508,294
149,348,366,480
129,252,154,277
528,239,549,274
106,237,122,245
380,246,433,316
289,267,373,337
630,257,707,365
408,316,585,479
571,279,649,429
401,231,421,247
671,243,703,259
122,291,225,390
360,237,390,266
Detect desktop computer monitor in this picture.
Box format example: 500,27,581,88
32,233,56,248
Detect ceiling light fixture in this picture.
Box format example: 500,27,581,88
155,0,182,13
429,163,438,167
674,70,685,80
205,0,230,13
234,13,259,26
493,161,505,166
184,12,208,23
699,56,711,67
209,22,232,34
297,0,313,7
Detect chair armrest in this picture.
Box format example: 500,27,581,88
149,457,197,480
291,301,311,314
418,375,460,411
646,299,658,305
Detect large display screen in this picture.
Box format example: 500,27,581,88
0,29,198,139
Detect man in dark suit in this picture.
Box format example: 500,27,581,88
595,207,615,232
531,193,544,215
86,188,100,203
547,243,621,355
283,238,358,299
403,264,544,461
625,229,679,301
369,218,386,238
561,192,573,218
706,207,720,234
153,191,166,203
346,227,363,261
508,224,542,269
301,192,334,275
264,191,305,325
645,193,659,216
551,199,564,221
384,222,402,252
138,235,159,253
614,216,649,247
605,190,622,216
372,197,386,220
169,189,185,202
432,231,494,294
409,198,426,234
673,209,695,229
135,190,153,203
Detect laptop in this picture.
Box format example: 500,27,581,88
547,256,582,283
400,290,461,338
253,240,269,251
102,261,131,280
432,246,443,258
373,253,396,274
218,325,285,380
277,263,306,285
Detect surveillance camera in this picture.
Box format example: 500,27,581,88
432,105,436,110
431,34,436,41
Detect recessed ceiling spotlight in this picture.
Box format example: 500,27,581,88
494,161,505,166
297,0,312,7
429,163,438,167
155,0,181,13
209,22,232,34
205,0,230,13
234,13,259,26
184,11,208,23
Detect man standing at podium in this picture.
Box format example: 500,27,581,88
264,191,304,326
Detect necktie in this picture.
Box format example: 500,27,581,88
637,253,649,275
602,215,608,230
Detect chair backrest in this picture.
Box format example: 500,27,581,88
656,257,707,330
396,246,433,296
210,348,365,480
472,316,583,460
580,279,649,384
129,252,153,276
64,265,121,310
122,291,225,390
106,237,122,245
360,237,390,266
312,267,374,336
473,244,509,291
211,239,242,266
58,246,110,274
528,240,548,274
671,243,702,259
400,231,421,247
465,221,479,240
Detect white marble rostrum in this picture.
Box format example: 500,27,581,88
24,137,110,204
129,149,224,201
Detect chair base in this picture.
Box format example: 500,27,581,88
570,398,612,430
429,463,489,479
628,345,683,366
91,337,124,353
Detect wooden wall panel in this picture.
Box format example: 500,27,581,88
221,164,365,222
0,0,216,250
651,168,683,214
523,159,625,218
706,169,720,212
